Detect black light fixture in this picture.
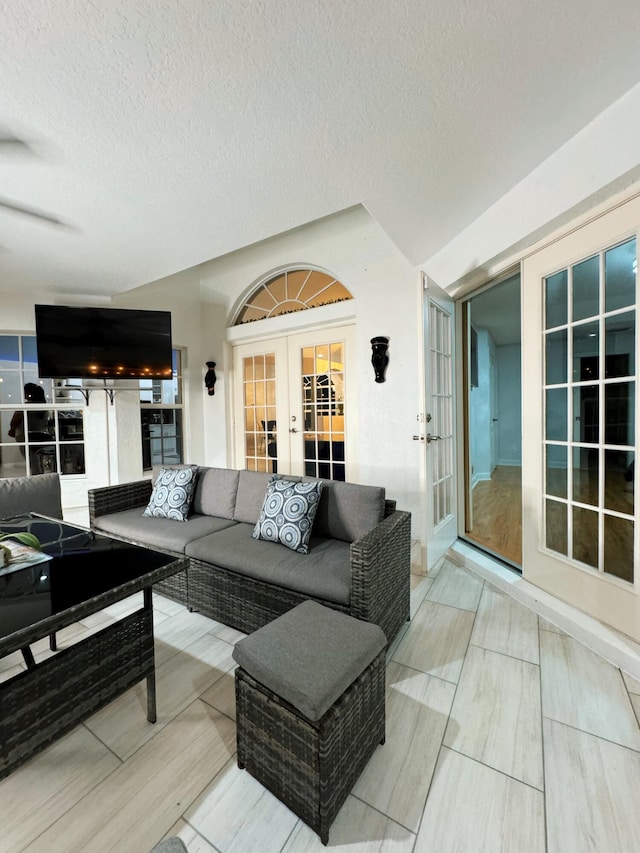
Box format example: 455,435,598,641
370,337,389,383
204,361,217,395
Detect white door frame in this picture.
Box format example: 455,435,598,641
423,274,458,570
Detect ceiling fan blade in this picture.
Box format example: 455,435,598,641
0,135,29,147
0,196,64,226
0,135,35,157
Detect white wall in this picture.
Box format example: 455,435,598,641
470,328,493,484
185,207,424,537
424,81,640,290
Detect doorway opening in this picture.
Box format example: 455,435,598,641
463,272,522,567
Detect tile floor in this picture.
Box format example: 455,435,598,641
2,557,640,852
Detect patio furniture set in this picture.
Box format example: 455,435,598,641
1,468,411,846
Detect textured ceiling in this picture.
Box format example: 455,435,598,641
2,1,640,297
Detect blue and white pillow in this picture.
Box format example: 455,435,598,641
143,465,199,522
253,477,323,554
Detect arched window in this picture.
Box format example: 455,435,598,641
234,268,353,325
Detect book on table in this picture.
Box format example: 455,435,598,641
0,539,52,575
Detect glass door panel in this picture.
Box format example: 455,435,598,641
542,235,637,582
241,352,278,473
233,327,353,480
522,192,640,641
423,275,457,570
300,341,346,481
463,272,522,567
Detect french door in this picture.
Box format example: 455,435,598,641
424,276,457,569
233,326,355,480
522,195,640,640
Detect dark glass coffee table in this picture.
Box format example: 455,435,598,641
0,514,188,780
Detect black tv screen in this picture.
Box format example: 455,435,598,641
34,305,173,379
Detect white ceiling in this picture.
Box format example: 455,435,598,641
2,1,640,298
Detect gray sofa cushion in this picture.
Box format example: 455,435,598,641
0,473,63,520
234,470,291,524
186,522,351,605
233,600,386,721
93,508,237,555
192,467,240,519
303,477,385,542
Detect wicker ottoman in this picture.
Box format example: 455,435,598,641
233,600,387,845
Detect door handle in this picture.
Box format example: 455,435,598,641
426,433,441,443
289,428,299,433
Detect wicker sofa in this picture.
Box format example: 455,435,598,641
88,467,411,643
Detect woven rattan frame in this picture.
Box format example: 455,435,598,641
88,479,189,607
1,609,153,779
188,557,350,633
235,650,385,845
89,480,411,643
0,552,188,780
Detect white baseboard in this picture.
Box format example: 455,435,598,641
471,472,491,489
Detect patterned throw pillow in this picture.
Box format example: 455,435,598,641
252,477,323,554
143,465,199,522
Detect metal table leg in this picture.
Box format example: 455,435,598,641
144,587,157,723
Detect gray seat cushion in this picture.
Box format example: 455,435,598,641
93,508,237,554
0,473,63,520
233,600,386,721
185,522,351,605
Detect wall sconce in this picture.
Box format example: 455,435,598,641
370,336,389,383
204,361,217,396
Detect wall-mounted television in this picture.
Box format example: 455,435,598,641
34,305,173,379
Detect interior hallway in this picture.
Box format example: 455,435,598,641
2,556,640,851
467,465,522,565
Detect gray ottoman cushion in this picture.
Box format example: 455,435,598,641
233,600,386,722
149,838,188,853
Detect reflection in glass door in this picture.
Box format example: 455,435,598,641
301,342,346,481
241,351,279,473
522,194,640,641
234,328,352,480
543,237,636,582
